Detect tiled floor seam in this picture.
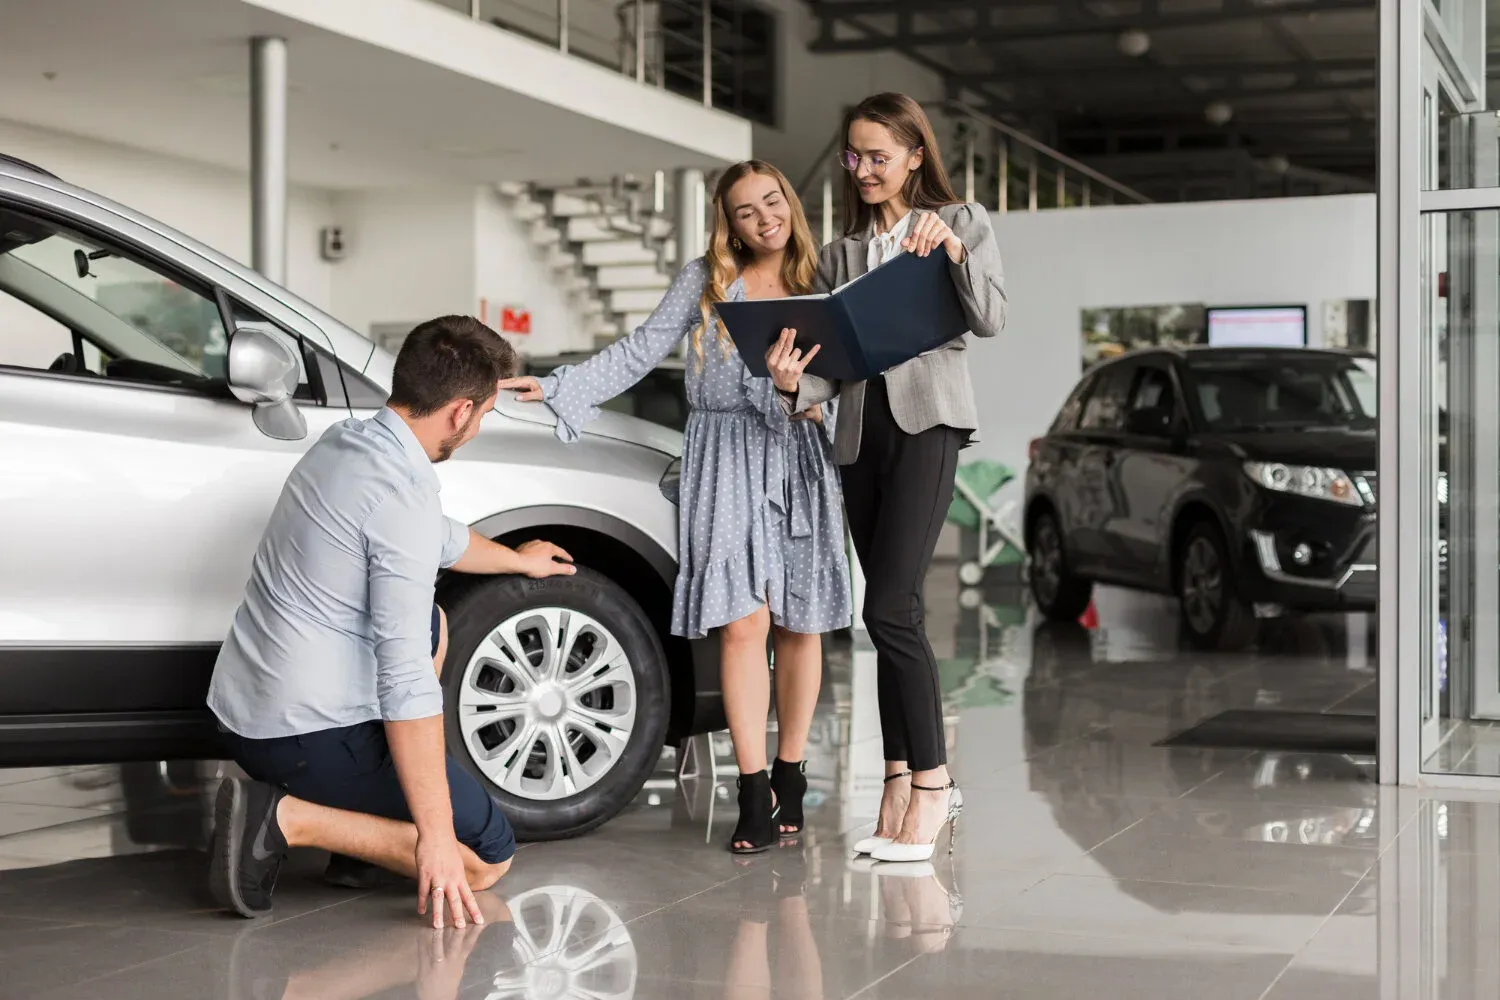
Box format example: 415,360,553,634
22,936,223,997
844,953,923,999
1253,870,1371,1000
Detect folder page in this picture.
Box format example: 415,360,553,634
716,247,968,382
835,250,970,375
716,295,866,381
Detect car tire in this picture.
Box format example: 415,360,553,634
441,567,669,842
1176,520,1257,651
1027,510,1093,621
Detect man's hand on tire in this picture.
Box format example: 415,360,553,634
515,540,576,578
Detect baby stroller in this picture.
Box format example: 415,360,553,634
946,459,1027,590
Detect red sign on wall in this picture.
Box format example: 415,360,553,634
478,298,531,335
501,307,531,335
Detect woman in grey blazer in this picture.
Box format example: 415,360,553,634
768,93,1007,864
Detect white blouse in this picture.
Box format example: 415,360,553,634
866,210,913,273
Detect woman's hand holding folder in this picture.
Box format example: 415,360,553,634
902,211,967,264
765,328,820,394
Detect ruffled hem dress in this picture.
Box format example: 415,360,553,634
537,257,852,640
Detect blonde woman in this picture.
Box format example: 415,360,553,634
500,161,851,853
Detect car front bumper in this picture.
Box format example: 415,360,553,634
1237,497,1377,612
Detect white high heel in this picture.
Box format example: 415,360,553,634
852,770,911,855
870,780,962,864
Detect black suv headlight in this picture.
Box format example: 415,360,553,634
659,457,682,506
1243,461,1364,507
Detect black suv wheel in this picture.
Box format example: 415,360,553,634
1028,509,1093,621
1176,521,1257,650
442,568,669,841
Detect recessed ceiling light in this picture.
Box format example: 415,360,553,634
1117,29,1151,58
1205,100,1234,126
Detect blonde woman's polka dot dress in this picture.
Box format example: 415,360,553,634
538,257,852,640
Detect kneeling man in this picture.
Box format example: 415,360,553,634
207,315,574,928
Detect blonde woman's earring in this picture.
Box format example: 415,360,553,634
730,236,743,251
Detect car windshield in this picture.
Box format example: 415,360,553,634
1186,354,1376,431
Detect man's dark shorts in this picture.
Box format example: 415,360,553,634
221,603,515,865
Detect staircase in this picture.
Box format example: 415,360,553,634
496,176,678,350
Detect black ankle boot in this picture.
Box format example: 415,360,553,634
728,770,778,855
770,758,808,837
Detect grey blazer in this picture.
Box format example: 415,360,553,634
787,202,1007,465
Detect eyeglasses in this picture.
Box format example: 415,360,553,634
839,147,919,174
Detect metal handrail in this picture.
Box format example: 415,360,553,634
938,100,1153,205
794,132,844,200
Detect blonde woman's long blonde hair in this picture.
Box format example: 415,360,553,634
693,160,819,364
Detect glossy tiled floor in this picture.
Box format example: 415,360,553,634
3,575,1497,998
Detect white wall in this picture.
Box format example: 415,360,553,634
326,189,476,341
0,120,336,311
971,194,1378,478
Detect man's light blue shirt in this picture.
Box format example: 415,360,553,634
209,407,471,739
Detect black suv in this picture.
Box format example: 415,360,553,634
1024,346,1378,649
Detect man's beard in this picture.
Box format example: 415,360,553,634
434,409,481,463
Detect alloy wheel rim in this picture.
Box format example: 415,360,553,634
1181,537,1223,634
1034,521,1062,604
457,607,637,801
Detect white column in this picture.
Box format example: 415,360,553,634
250,36,288,285
673,168,706,272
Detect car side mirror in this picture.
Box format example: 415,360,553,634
227,327,307,441
1125,406,1175,438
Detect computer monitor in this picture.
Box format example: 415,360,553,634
1205,305,1307,348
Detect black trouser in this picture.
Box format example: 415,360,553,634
840,377,963,772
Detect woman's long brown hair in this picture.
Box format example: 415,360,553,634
838,92,961,237
694,160,819,364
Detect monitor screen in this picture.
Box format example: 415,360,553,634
1206,306,1307,348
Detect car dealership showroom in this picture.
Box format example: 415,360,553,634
0,0,1497,997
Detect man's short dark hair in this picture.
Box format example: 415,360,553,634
388,315,519,417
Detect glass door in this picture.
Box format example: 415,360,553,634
1406,5,1500,777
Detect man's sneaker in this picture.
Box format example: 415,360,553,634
324,853,385,890
209,778,287,918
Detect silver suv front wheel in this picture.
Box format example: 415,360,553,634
442,568,669,840
456,606,637,802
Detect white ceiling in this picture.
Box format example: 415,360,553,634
0,0,749,190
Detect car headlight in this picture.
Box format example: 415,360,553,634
659,458,682,506
1244,461,1364,506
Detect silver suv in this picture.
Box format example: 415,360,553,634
0,155,721,840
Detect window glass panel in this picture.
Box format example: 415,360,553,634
1128,367,1175,412
1051,375,1092,431
0,210,226,390
1184,355,1375,432
1422,4,1497,191
0,287,72,370
1078,365,1131,432
1419,208,1500,774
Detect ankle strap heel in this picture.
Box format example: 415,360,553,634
728,771,778,855
770,759,808,837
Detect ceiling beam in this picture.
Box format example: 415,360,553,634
957,57,1375,85
1026,80,1376,113
808,0,1373,52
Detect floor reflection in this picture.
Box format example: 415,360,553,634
13,577,1500,998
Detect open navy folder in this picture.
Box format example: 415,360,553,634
716,248,970,383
